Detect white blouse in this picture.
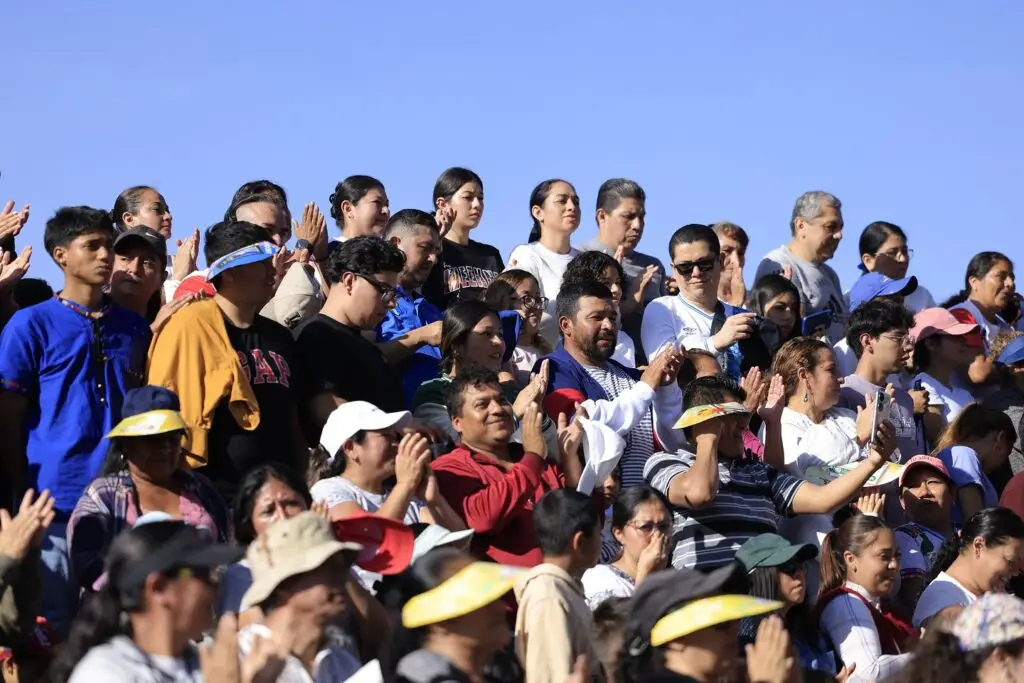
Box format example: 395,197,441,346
819,582,911,683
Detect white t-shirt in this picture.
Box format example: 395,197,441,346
641,294,723,364
510,344,543,387
912,571,977,628
69,636,203,683
895,522,947,582
613,328,636,368
581,563,636,610
507,242,578,347
755,245,848,342
913,371,975,423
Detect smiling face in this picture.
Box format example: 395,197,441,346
457,312,505,372
451,382,515,449
672,238,722,304
345,187,391,237
971,259,1016,310
511,276,543,337
235,201,291,247
971,536,1024,593
343,428,401,484
795,204,843,262
845,527,900,597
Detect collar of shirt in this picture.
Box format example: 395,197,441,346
843,580,882,606
57,293,112,318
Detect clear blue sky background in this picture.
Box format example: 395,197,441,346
3,2,1022,301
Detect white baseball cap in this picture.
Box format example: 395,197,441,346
411,525,475,562
319,401,411,462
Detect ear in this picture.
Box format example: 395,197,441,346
387,235,402,248
450,414,462,434
531,204,544,224
973,536,986,556
611,525,626,545
860,332,874,354
436,197,449,211
793,216,806,235
842,549,857,568
341,199,354,218
571,529,586,554
558,315,573,338
861,253,876,271
122,211,135,228
595,208,607,225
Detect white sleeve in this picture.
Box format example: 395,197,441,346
820,595,911,683
581,382,656,436
640,298,679,361
653,383,686,453
507,245,539,278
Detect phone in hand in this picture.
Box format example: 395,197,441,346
869,389,892,447
801,310,834,337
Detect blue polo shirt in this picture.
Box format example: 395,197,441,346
0,297,151,513
376,287,443,408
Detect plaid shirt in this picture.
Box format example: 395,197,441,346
67,469,231,591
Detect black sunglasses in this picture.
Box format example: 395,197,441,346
672,258,717,279
776,558,805,576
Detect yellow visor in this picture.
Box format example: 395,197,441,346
651,594,783,646
673,402,750,430
106,409,186,439
402,562,525,629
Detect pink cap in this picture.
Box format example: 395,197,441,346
910,308,979,342
899,454,954,488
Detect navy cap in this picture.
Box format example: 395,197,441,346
849,272,918,312
121,386,180,420
998,337,1024,366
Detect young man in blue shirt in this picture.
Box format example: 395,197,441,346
0,206,151,635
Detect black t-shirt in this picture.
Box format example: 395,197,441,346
205,316,301,498
422,238,504,309
296,314,405,413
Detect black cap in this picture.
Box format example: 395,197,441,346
115,522,242,594
114,227,168,265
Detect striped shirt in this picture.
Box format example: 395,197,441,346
583,363,655,488
644,449,804,570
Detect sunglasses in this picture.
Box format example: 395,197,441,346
672,258,717,279
352,272,398,305
776,559,805,576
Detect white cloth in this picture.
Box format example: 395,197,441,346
912,571,977,628
237,624,362,683
819,582,911,683
507,242,578,347
510,344,543,387
575,417,626,495
913,371,975,423
580,563,635,609
612,329,636,368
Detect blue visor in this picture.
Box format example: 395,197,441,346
849,273,918,312
206,242,278,281
998,336,1024,365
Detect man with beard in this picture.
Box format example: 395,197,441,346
754,191,848,342
539,281,684,487
376,209,444,408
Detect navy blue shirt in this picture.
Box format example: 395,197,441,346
0,297,151,512
376,287,443,408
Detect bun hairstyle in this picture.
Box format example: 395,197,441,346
527,178,575,243
110,185,157,232
818,511,890,598
925,507,1024,585
328,176,385,228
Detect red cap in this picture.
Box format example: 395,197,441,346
332,511,414,575
910,307,980,343
899,454,954,488
948,308,986,350
173,271,217,300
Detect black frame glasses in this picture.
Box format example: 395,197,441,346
672,258,717,279
352,272,398,305
514,294,549,310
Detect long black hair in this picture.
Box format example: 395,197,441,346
527,178,576,243
940,251,1014,309
440,300,501,374
926,507,1024,584
232,462,312,546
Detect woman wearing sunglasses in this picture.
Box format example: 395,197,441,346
581,485,671,609
484,271,554,387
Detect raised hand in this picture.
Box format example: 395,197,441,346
150,294,198,335
0,201,29,242
630,264,658,306
295,202,328,255
435,206,457,239
0,489,56,561
854,489,886,517
513,359,550,418
171,228,201,282
394,433,431,489
556,407,584,464
640,346,683,389
745,615,793,683
200,613,242,683
636,529,669,578
741,367,767,414
521,402,547,459
758,374,786,424
0,246,32,292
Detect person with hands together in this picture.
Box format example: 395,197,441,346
0,490,54,647
260,202,333,332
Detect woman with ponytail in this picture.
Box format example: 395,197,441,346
895,593,1024,683
815,512,914,683
945,252,1016,353
51,520,239,683
851,222,935,313
506,179,582,346
913,507,1024,630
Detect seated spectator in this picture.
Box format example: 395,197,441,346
484,270,554,387
581,485,671,609
50,520,240,682
381,550,525,683
947,252,1016,353
933,404,1015,523
642,224,757,377
0,206,152,635
260,202,332,331
514,489,603,683
67,386,230,593
618,565,785,683
148,220,305,503
561,250,636,367
377,209,444,407
746,273,802,348
0,491,54,649
507,179,582,347
296,235,407,429
851,221,935,313
816,513,914,683
713,221,749,307
431,368,581,567
644,375,895,572
833,272,919,377
982,332,1024,474
737,534,838,678
894,455,956,612
237,512,365,682
542,281,684,486
914,507,1024,630
911,307,981,430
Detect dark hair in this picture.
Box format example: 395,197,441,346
944,252,1016,307
329,176,386,228
668,224,721,260
326,235,406,285
306,444,347,489
891,624,1024,683
384,208,438,239
44,206,115,258
712,222,750,250
747,565,817,645
858,221,907,271
10,277,54,308
203,220,272,265
232,463,312,546
562,251,626,292
596,178,645,214
747,274,803,341
926,507,1024,584
677,349,721,387
534,489,600,557
593,597,631,683
845,298,916,358
818,512,891,598
527,178,576,243
932,404,1017,456
443,365,504,419
230,180,288,207
47,522,192,683
771,337,832,400
110,186,161,231
682,374,746,412
610,486,671,530
432,167,483,207
483,270,535,311
555,281,614,328
440,300,501,374
225,191,288,224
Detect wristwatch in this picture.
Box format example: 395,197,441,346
295,239,313,251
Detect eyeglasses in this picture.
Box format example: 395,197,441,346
628,520,673,535
881,333,914,348
513,294,549,310
878,248,913,261
672,258,717,279
352,272,397,305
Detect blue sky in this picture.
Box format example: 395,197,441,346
3,2,1022,301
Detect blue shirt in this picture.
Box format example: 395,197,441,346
937,445,999,525
376,287,443,408
0,297,151,512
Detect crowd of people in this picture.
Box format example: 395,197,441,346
0,173,1023,683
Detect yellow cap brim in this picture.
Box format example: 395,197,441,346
402,562,525,628
673,402,750,430
106,410,186,439
651,594,783,646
